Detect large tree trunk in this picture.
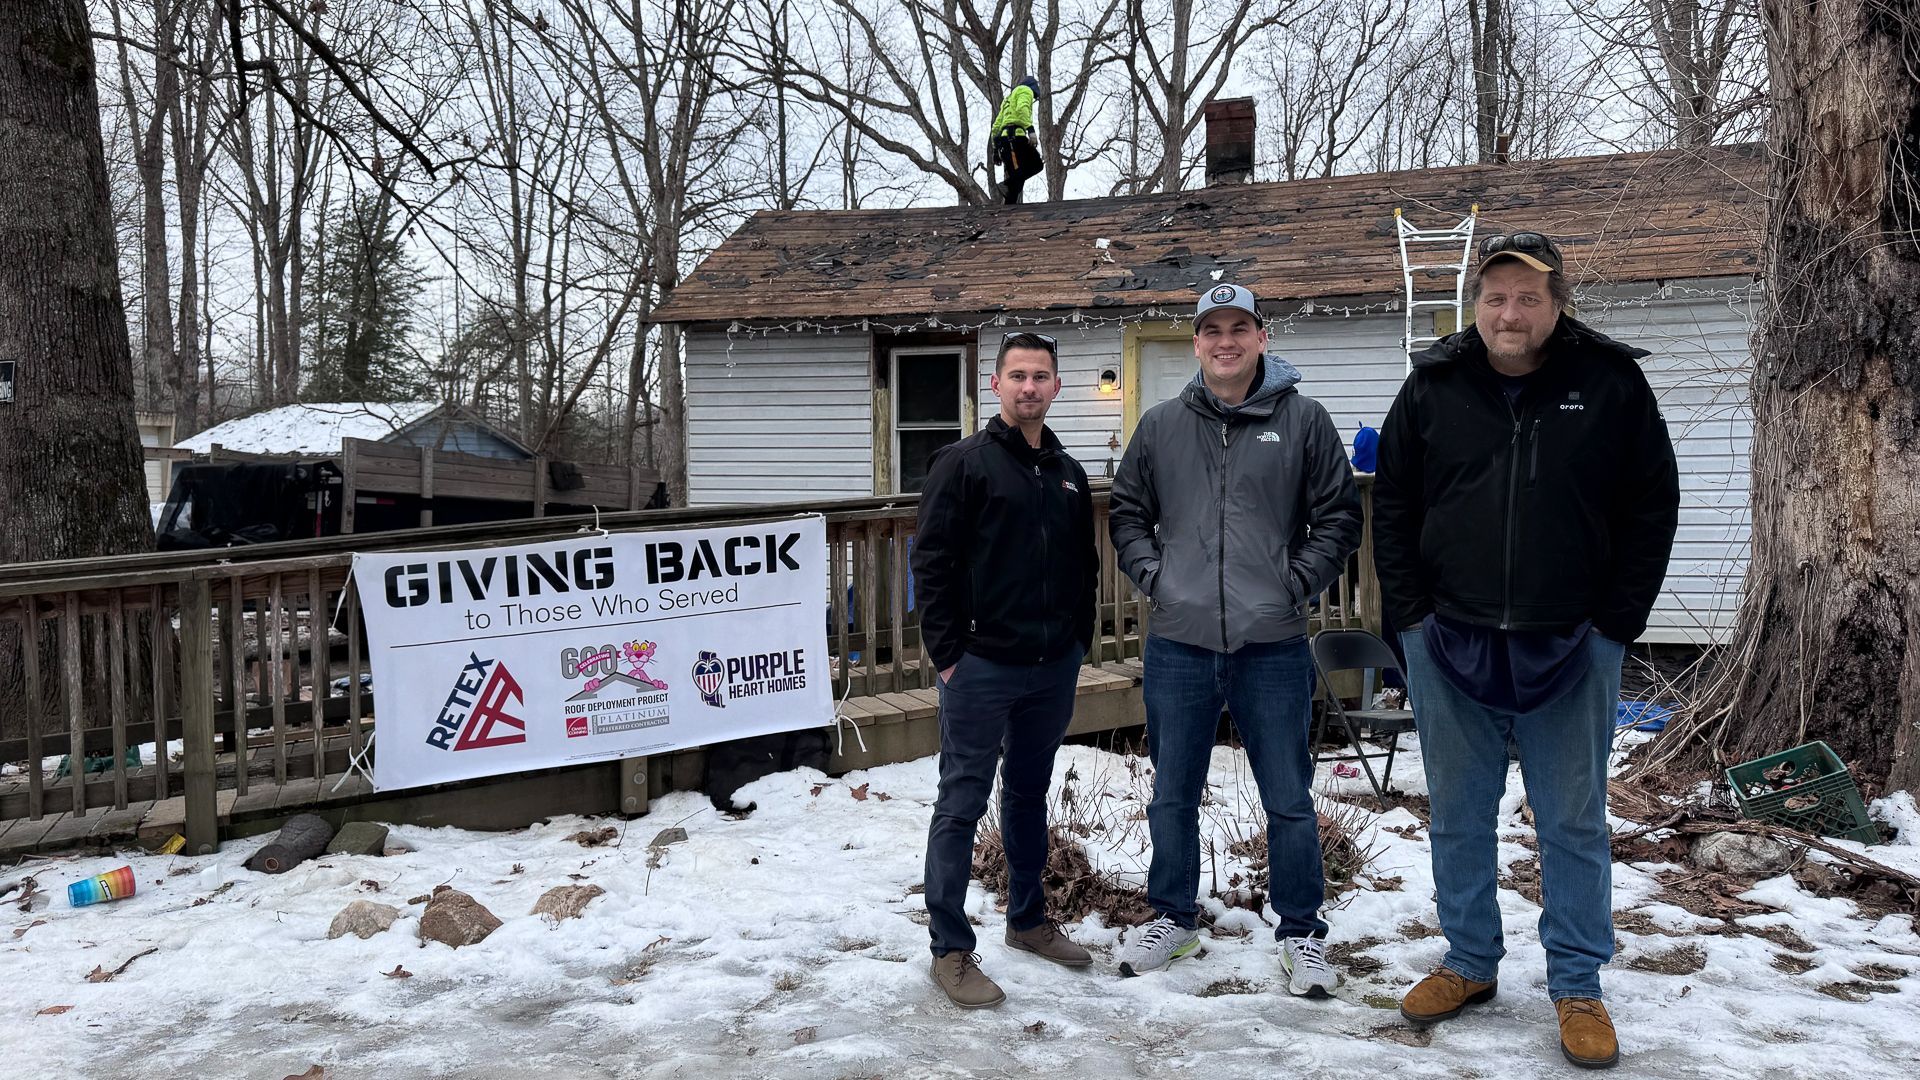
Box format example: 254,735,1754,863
1655,0,1920,794
0,1,157,738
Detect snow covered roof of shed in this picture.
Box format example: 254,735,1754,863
654,144,1765,324
177,401,474,455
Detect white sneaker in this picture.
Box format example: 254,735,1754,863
1280,936,1339,998
1117,916,1201,977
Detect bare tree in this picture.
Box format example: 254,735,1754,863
1573,0,1765,149
1255,0,1415,181
762,0,1124,205
1123,0,1294,192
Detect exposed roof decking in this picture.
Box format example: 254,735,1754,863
656,144,1765,324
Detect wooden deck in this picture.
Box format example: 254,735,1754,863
1,658,1147,858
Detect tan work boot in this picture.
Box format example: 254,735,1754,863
1556,998,1619,1069
1005,921,1093,967
930,951,1005,1008
1399,967,1498,1027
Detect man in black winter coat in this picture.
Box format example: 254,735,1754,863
911,331,1099,1009
1375,231,1678,1070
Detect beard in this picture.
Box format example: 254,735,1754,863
1485,331,1547,370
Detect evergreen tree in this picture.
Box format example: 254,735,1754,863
302,191,427,401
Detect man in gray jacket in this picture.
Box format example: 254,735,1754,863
1108,284,1362,995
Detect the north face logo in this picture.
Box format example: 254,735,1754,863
1257,431,1281,443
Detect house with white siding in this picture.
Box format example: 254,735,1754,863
654,143,1765,644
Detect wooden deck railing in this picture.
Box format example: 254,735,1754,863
0,478,1377,854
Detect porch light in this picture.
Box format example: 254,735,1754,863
1098,367,1120,394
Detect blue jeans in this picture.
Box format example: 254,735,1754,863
1400,627,1625,1000
1143,634,1327,939
924,650,1082,956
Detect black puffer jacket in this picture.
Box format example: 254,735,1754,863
912,416,1097,670
1372,317,1680,641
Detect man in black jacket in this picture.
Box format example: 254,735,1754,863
912,331,1098,1009
1374,231,1678,1070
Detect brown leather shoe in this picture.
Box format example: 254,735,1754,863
930,951,1005,1008
1556,998,1619,1069
1006,921,1093,967
1399,967,1498,1027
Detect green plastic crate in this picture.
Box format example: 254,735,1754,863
1726,740,1878,845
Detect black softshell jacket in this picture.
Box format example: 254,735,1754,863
912,417,1098,671
1372,317,1680,641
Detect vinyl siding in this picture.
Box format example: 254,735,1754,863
684,331,875,505
973,327,1128,479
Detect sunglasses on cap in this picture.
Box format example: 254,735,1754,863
1000,331,1058,353
1478,232,1563,270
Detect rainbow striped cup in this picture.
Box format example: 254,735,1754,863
67,866,136,907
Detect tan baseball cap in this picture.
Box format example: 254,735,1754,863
1476,231,1564,274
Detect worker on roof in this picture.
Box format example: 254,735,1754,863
989,76,1043,205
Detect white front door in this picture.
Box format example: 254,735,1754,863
1138,338,1196,414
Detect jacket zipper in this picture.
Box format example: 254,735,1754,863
1036,460,1053,659
1218,420,1230,649
1502,396,1523,629
1528,419,1541,485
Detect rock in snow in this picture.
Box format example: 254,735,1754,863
417,886,500,948
1689,830,1798,875
327,900,401,940
531,884,606,922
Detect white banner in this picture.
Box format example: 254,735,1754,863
349,517,831,792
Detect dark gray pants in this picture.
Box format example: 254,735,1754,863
924,650,1081,956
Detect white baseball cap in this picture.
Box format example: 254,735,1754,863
1195,283,1262,328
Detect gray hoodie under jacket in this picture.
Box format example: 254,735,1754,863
1109,355,1363,653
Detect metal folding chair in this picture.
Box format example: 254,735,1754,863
1310,629,1416,797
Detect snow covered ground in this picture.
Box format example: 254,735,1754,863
5,738,1918,1080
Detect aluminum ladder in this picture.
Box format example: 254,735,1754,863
1394,205,1479,367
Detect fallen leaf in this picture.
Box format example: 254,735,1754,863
12,919,47,940
406,894,430,905
567,873,588,881
384,965,413,979
791,1025,818,1044
810,784,827,797
37,1005,74,1016
510,863,525,875
644,935,672,952
566,826,619,847
874,791,893,802
1024,1020,1048,1035
358,879,382,892
850,784,870,802
284,1067,325,1080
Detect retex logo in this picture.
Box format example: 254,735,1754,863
426,653,526,751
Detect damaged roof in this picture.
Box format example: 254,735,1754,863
654,144,1764,324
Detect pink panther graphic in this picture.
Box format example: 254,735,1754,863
582,640,669,693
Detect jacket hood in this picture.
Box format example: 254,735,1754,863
1411,315,1651,371
1183,354,1301,419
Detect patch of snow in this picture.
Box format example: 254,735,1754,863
175,401,441,455
4,743,1918,1078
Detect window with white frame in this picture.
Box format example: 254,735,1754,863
891,347,966,492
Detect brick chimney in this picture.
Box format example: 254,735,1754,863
1203,97,1256,186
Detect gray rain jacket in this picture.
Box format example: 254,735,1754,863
1109,356,1362,652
